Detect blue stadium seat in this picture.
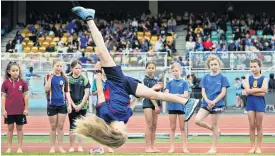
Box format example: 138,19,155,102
257,30,263,36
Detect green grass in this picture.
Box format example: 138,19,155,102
2,153,275,156
2,136,275,143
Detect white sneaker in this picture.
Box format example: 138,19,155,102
89,147,104,154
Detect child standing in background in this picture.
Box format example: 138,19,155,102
143,61,162,153
244,59,268,154
67,60,91,152
165,63,189,153
2,61,29,153
234,77,242,108
44,59,72,153
195,55,230,154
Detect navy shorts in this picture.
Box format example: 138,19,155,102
201,106,225,114
103,66,140,96
47,105,68,116
96,101,133,124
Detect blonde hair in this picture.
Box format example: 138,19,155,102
52,58,62,66
52,58,69,84
74,114,127,149
205,55,223,69
171,62,182,71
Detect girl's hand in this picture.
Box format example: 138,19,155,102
67,106,72,114
48,72,54,79
207,101,215,110
95,61,102,70
75,104,83,112
154,106,161,114
152,83,163,90
23,109,29,116
61,70,66,77
71,101,77,109
2,110,7,118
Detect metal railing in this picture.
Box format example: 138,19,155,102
1,52,168,71
189,51,275,71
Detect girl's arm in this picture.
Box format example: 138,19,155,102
23,92,29,115
212,87,227,104
78,88,90,109
150,99,160,113
177,91,189,98
251,92,265,97
95,61,105,104
63,74,72,113
1,93,7,118
96,72,105,103
44,74,53,92
65,92,72,112
246,78,268,94
201,88,211,103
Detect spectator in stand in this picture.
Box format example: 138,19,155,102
194,25,203,35
79,52,91,68
80,34,88,49
167,39,177,54
195,38,204,52
186,30,195,41
154,37,165,52
228,40,236,51
260,35,270,47
202,37,213,51
132,39,141,50
67,44,74,53
46,45,55,52
268,73,275,92
203,23,211,36
177,56,185,67
140,37,150,52
186,37,196,52
185,37,196,59
14,31,24,43
6,40,14,53
233,28,241,40
168,17,177,32
263,24,273,35
153,23,160,34
14,40,23,53
160,23,168,35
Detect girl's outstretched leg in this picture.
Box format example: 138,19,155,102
135,83,199,107
72,7,115,67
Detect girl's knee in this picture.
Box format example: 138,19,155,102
152,123,157,130
50,125,57,131
170,125,176,131
8,125,14,132
179,126,186,132
58,124,64,130
256,125,262,131
16,125,23,131
249,123,256,130
195,118,201,125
